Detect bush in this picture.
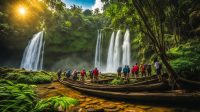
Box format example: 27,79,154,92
33,96,79,112
167,41,200,80
2,68,53,84
0,80,38,112
0,80,80,112
110,78,124,85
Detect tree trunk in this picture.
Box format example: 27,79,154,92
159,53,179,89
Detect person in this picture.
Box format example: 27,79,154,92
154,60,162,81
127,65,130,79
66,69,71,79
146,64,152,76
131,65,135,78
117,66,122,77
133,63,139,78
93,68,99,82
89,70,93,82
140,64,146,77
57,69,62,80
123,65,128,80
72,69,78,81
80,68,86,82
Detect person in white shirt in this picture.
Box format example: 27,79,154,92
154,61,162,81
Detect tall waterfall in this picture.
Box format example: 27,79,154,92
106,32,115,72
113,30,122,71
122,29,131,66
20,31,45,71
94,30,102,70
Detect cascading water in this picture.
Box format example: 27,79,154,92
122,29,131,66
94,30,102,70
20,31,45,71
113,30,122,71
106,32,115,72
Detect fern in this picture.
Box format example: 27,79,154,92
33,96,79,112
0,80,38,112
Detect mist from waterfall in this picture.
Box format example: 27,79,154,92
20,31,45,71
122,29,131,66
94,30,102,70
106,32,115,72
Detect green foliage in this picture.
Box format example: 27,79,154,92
0,68,53,84
110,78,124,85
168,41,200,79
33,96,79,112
0,80,38,112
0,80,80,112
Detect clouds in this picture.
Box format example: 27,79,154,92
92,0,104,12
62,0,104,11
62,0,95,9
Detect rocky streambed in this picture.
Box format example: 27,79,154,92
36,82,198,112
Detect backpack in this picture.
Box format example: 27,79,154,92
159,63,162,69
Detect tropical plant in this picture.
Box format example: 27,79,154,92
0,68,53,84
110,78,124,85
33,96,79,112
168,41,200,80
0,80,38,112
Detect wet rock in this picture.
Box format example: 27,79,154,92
136,105,152,110
70,107,87,112
101,103,116,109
79,103,87,108
104,108,119,112
87,108,104,112
47,86,56,89
114,102,123,105
117,105,126,110
124,107,144,112
85,98,92,102
85,105,94,109
79,99,85,102
147,108,172,112
88,100,99,105
79,96,87,98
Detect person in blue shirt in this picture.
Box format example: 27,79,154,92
123,65,128,80
66,69,71,79
117,66,122,77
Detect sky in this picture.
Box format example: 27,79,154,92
62,0,104,11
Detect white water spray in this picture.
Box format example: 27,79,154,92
20,31,45,71
113,30,122,71
106,32,115,72
122,29,131,66
94,30,102,70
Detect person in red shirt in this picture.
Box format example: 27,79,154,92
134,63,139,78
93,68,99,81
140,64,146,77
80,69,86,82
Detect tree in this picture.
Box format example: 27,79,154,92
83,9,92,16
94,8,100,15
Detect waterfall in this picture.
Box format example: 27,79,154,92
20,31,45,71
122,29,131,66
106,32,115,72
113,30,122,71
94,30,102,70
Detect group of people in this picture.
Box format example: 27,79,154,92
58,58,163,82
117,59,163,81
63,67,100,82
